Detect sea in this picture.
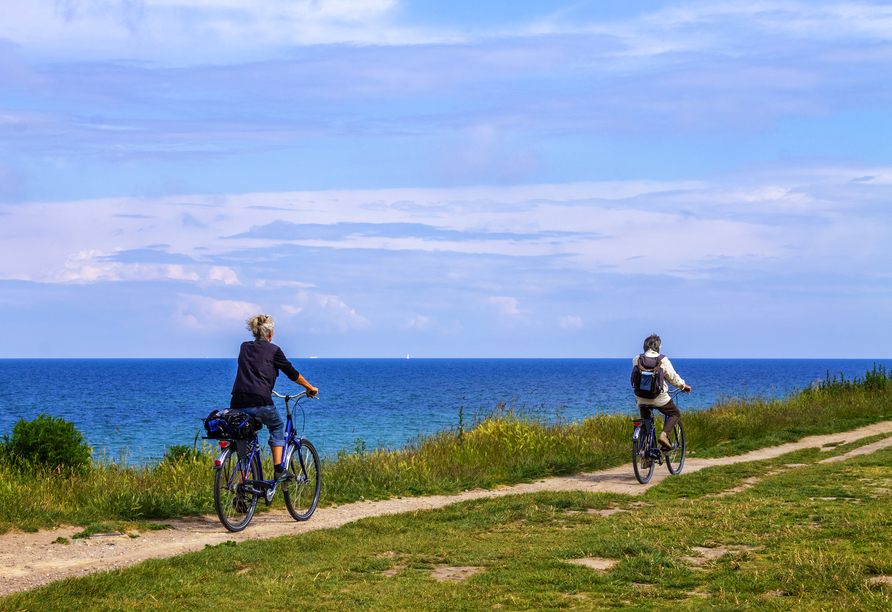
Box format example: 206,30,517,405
0,358,889,463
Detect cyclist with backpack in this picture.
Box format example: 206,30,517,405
631,334,691,459
231,314,318,482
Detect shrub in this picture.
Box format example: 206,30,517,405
0,413,92,472
162,444,203,463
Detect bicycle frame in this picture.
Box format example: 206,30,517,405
632,415,670,466
632,387,686,483
212,391,313,502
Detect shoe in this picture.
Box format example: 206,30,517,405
274,467,294,482
658,432,673,451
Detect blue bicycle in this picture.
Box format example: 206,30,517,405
632,388,686,484
212,391,321,532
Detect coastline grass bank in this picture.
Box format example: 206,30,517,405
0,366,888,533
4,436,892,611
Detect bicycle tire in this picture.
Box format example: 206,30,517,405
632,432,655,484
214,449,260,532
664,421,686,475
284,438,321,521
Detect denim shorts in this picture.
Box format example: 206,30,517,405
235,405,286,447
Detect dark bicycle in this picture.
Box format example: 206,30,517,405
210,391,321,532
632,388,686,484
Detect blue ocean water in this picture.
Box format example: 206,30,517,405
0,358,889,462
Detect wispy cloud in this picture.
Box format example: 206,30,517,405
560,315,582,329
174,293,260,330
1,2,891,357
486,296,521,317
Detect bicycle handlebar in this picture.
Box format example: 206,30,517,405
272,390,318,401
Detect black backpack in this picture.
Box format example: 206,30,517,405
203,409,263,440
631,353,666,399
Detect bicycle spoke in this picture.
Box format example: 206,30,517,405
214,450,260,532
284,439,321,521
665,421,686,475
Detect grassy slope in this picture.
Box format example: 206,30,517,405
3,434,892,610
0,366,889,533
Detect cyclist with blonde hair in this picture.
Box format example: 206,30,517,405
231,314,318,481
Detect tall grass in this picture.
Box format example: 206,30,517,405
322,401,630,502
0,447,218,533
1,365,889,531
683,363,892,455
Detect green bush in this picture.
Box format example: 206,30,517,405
0,414,92,472
162,444,203,463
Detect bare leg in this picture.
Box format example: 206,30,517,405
272,446,283,466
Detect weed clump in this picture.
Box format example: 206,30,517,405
0,414,91,473
162,444,203,463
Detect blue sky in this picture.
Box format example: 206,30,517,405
1,0,891,358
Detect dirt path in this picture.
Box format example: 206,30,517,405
3,420,892,597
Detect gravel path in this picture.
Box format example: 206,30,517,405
3,420,892,597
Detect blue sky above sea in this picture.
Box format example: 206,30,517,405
1,1,891,359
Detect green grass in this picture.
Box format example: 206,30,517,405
0,365,889,533
5,438,892,611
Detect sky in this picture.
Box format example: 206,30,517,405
1,0,891,359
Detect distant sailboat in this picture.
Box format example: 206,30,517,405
407,354,410,359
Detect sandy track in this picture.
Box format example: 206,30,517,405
3,420,892,597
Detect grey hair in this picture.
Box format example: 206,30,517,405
643,334,661,353
246,314,274,340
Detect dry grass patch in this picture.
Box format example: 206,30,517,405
382,564,406,577
680,545,760,567
430,566,484,582
564,557,618,573
588,507,629,517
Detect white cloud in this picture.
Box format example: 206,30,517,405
174,293,260,329
312,292,370,331
6,0,889,64
286,290,369,332
3,169,890,291
43,250,201,283
0,0,418,60
407,315,430,330
207,266,240,285
560,315,582,329
255,279,316,289
281,304,303,316
486,296,521,317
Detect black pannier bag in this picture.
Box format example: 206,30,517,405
203,409,263,440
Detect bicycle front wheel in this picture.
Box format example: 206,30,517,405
214,450,260,532
633,434,655,484
284,439,321,521
664,421,686,475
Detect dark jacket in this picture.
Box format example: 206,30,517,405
230,340,300,409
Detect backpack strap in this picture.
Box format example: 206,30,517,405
639,353,664,371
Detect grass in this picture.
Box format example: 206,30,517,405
0,365,889,533
4,437,892,611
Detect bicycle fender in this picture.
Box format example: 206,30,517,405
282,442,298,468
213,447,231,470
632,427,640,441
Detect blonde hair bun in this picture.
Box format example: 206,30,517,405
246,314,274,340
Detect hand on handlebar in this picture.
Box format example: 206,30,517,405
683,385,691,393
305,385,318,397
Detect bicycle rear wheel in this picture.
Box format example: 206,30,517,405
284,439,321,521
664,421,686,475
633,433,655,484
214,450,260,532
